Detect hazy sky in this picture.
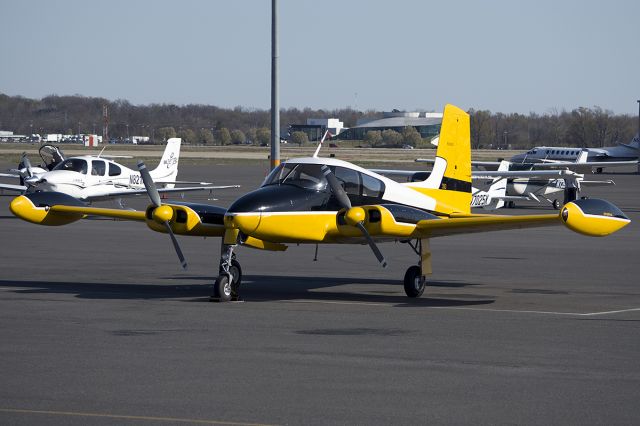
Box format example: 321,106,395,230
1,0,639,114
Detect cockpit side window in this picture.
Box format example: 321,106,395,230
362,173,383,198
91,160,106,176
54,158,88,174
334,166,360,195
332,166,385,205
108,163,122,176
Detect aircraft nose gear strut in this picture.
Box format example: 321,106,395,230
211,243,243,302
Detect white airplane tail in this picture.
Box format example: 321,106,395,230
576,149,589,163
150,138,181,188
471,160,508,210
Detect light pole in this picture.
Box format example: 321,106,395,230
270,0,280,170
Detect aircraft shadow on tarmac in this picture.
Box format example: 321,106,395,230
0,276,495,308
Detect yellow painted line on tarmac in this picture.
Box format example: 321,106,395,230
0,408,278,426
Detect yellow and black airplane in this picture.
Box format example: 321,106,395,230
9,104,631,302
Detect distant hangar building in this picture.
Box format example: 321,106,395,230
333,111,442,141
288,118,345,141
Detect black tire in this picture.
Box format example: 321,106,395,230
596,167,603,174
213,274,232,302
552,199,560,210
403,265,426,298
219,259,242,289
507,201,515,209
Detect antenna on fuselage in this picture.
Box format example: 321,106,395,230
312,130,331,158
97,146,107,158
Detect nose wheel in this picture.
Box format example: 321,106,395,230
211,245,243,302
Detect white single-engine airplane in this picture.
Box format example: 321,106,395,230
372,161,606,210
9,105,630,302
0,139,236,202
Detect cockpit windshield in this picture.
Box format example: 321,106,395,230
262,163,328,191
53,158,88,174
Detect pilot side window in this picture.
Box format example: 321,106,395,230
334,167,360,195
362,174,383,198
109,163,122,176
332,166,385,204
91,160,106,176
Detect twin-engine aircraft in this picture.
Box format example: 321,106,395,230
0,139,234,202
9,105,631,302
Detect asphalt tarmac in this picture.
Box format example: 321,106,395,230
1,161,639,425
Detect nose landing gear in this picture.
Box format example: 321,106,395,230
211,243,243,302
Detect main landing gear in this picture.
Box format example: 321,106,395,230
402,238,431,298
211,243,243,302
211,238,432,301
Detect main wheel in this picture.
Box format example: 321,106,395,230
403,265,426,298
212,274,232,302
552,199,560,210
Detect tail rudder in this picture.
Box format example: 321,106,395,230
411,104,472,213
486,160,509,209
151,138,181,187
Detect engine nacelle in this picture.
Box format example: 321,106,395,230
561,198,630,237
145,203,226,237
10,192,85,226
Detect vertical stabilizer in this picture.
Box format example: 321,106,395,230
409,104,472,214
151,138,181,187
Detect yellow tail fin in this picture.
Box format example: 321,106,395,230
409,104,472,214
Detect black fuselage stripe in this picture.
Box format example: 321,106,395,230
439,176,472,193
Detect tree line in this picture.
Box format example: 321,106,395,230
0,93,636,148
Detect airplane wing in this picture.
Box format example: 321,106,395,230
412,212,561,238
0,183,27,192
372,168,582,180
517,159,638,171
85,185,240,202
472,169,582,179
415,159,502,170
0,172,21,178
580,179,615,187
339,199,629,241
155,180,215,185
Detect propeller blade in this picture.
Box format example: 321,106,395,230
137,161,161,207
322,164,387,267
321,165,351,209
21,153,33,178
356,222,387,268
164,221,188,270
